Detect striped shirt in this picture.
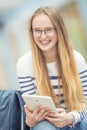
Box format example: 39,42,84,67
17,50,87,125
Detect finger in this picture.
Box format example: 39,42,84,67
33,105,51,115
48,113,57,118
38,107,52,116
38,110,51,120
56,108,65,113
45,116,63,125
45,116,66,128
24,105,29,112
32,107,52,122
38,111,51,121
24,105,32,115
25,117,34,127
33,105,41,114
24,105,32,111
40,106,52,110
48,112,63,118
45,116,58,125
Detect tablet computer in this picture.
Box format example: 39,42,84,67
22,94,57,113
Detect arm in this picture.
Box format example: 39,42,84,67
17,54,53,127
16,53,36,95
71,51,87,125
45,52,87,128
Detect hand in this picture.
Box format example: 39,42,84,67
45,108,74,128
24,105,52,127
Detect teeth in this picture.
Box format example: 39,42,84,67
41,42,49,44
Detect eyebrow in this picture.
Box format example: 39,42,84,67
33,27,54,30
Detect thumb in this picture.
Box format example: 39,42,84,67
24,105,32,114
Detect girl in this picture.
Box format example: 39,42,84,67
17,7,87,130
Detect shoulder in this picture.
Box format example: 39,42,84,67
17,51,32,67
17,51,32,64
17,51,34,75
73,50,87,72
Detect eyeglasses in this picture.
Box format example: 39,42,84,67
32,27,56,38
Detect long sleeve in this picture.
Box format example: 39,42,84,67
70,51,87,125
16,52,36,95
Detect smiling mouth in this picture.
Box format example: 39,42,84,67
40,41,50,45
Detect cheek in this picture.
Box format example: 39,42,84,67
33,38,41,48
53,34,58,43
33,38,38,45
52,35,58,43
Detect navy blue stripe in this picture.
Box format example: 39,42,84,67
79,70,87,74
50,76,61,79
81,80,87,83
57,94,63,97
83,90,87,92
53,85,62,89
32,77,35,80
18,76,35,81
60,100,64,104
18,76,31,79
80,75,87,78
20,83,34,88
53,85,58,89
28,91,36,95
83,85,87,87
19,80,32,84
80,112,84,120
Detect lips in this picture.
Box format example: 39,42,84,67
40,40,50,45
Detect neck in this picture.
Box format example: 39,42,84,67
42,50,57,63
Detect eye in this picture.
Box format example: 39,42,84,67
46,28,53,32
34,29,41,33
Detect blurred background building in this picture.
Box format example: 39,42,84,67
0,0,87,90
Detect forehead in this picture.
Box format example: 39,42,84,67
32,14,54,28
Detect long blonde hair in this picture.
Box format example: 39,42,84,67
28,7,86,111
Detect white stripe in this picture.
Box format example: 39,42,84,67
79,71,87,77
22,89,36,95
19,81,34,87
81,77,87,82
51,79,62,86
54,88,63,95
83,86,87,91
82,82,87,86
21,85,34,91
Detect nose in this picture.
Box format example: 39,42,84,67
40,31,47,38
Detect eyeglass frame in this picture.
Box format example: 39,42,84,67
32,27,56,38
